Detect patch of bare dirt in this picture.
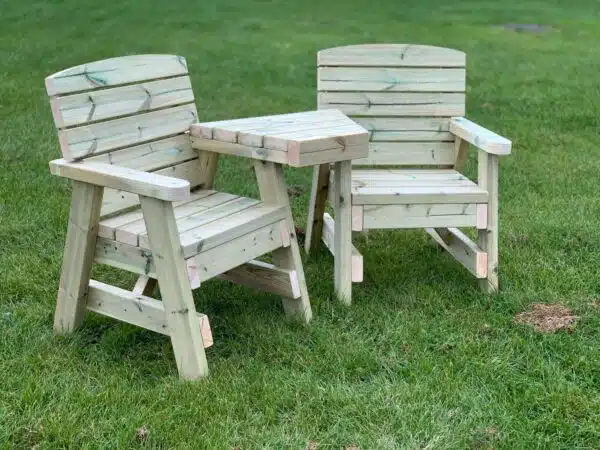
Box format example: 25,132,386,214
514,303,578,333
135,425,149,442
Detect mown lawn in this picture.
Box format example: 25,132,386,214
2,0,600,448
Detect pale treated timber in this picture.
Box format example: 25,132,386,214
449,117,511,155
477,150,499,293
132,275,158,297
333,160,353,303
351,185,488,205
253,161,312,322
426,228,487,279
87,280,213,347
352,142,456,166
46,54,190,96
140,196,208,379
305,164,331,254
453,137,470,173
219,260,301,299
322,213,363,283
54,181,104,334
51,76,194,128
50,159,191,202
317,44,466,67
362,203,478,229
191,221,288,283
58,103,198,160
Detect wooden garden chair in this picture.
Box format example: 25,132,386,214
305,44,512,300
45,54,311,380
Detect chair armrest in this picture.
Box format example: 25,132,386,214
49,159,190,201
449,117,512,155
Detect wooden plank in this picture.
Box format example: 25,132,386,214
140,196,209,379
115,192,238,246
46,54,189,96
253,161,312,322
318,67,466,92
305,164,331,254
87,279,213,347
351,185,488,205
449,117,512,156
191,137,289,165
58,103,198,160
177,203,288,258
50,158,191,202
319,92,465,117
94,237,201,289
263,125,368,154
351,177,476,188
98,190,216,239
219,260,301,299
332,160,353,303
322,213,363,283
87,134,197,172
351,168,470,181
352,142,456,166
192,221,286,283
363,204,478,229
318,44,466,67
99,158,211,218
295,144,369,167
453,137,470,172
51,76,194,128
427,228,487,278
132,275,157,296
353,117,450,132
477,150,499,292
54,181,104,333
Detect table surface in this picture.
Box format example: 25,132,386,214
189,109,369,167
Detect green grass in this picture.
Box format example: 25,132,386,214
2,0,600,447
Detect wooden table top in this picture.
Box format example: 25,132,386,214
190,109,368,167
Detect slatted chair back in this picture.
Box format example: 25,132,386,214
45,54,209,217
317,44,466,167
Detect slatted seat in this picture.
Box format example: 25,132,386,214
45,54,312,380
306,44,512,298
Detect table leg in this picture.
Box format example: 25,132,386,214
333,160,352,304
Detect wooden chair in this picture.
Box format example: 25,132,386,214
45,54,312,380
305,44,512,300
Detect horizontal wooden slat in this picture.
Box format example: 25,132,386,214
192,221,286,282
353,117,450,132
318,44,466,67
59,103,198,160
318,67,466,92
362,204,478,229
352,142,456,166
51,76,194,128
46,54,189,96
351,185,488,205
100,159,207,218
86,134,197,172
320,93,465,117
86,279,213,347
191,137,289,165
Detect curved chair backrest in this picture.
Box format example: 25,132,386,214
45,55,204,216
317,44,466,166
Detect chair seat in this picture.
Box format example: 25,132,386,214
340,169,488,205
98,189,288,257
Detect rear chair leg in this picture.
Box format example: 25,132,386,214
305,163,330,254
140,196,209,380
54,181,103,334
254,161,312,323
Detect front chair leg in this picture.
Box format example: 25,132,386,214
477,151,499,293
54,181,104,334
254,161,312,323
305,163,330,254
140,196,209,380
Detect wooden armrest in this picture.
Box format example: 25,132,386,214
49,159,190,201
449,117,512,155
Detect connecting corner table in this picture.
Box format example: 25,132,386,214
190,109,369,303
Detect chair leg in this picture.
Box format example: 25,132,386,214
305,164,330,254
332,160,353,304
254,161,312,323
478,151,499,293
54,181,103,334
140,196,209,380
133,275,158,297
